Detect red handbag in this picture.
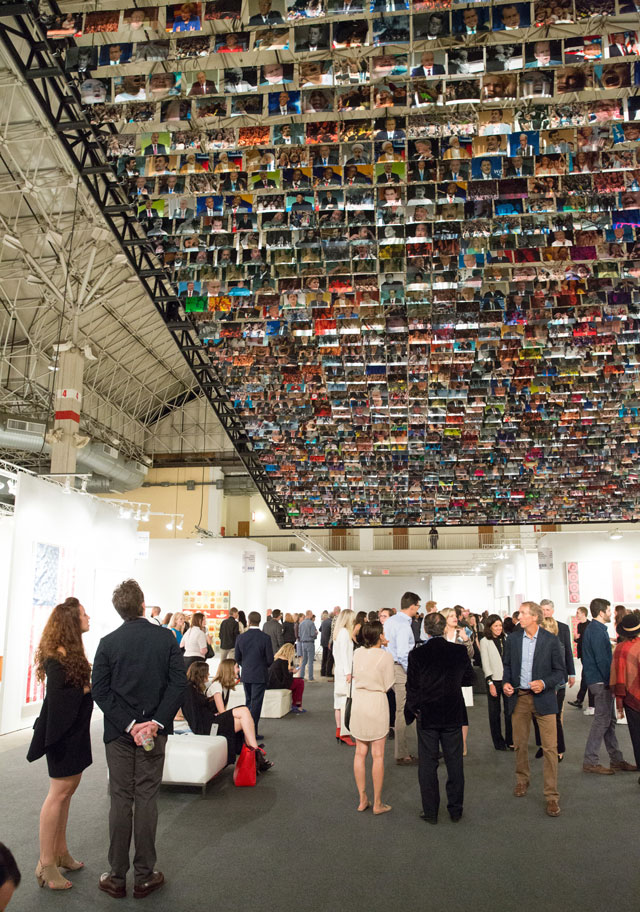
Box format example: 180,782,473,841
233,744,257,787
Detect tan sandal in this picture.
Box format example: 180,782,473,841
36,861,72,890
57,852,84,871
373,803,392,815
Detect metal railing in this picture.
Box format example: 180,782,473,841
248,529,538,553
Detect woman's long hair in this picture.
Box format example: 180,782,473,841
34,597,90,688
274,643,295,663
186,661,209,693
483,614,503,639
213,658,238,690
333,608,355,642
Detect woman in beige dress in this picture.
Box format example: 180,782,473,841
349,621,395,814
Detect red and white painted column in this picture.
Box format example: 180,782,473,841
49,346,85,476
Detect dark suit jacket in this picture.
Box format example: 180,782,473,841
376,171,401,183
253,179,277,189
188,82,216,96
250,10,284,23
411,64,445,77
502,626,565,715
142,143,167,155
557,620,575,677
235,626,274,683
92,617,187,743
405,637,474,729
219,615,240,650
263,617,284,654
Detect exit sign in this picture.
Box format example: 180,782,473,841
382,569,389,575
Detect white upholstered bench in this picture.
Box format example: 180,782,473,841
162,733,229,795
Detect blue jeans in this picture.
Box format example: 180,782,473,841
300,643,315,680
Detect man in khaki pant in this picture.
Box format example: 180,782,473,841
384,592,421,764
503,601,565,817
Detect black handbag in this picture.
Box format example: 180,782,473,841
344,658,354,730
205,643,215,659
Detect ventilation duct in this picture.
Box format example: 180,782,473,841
0,419,147,491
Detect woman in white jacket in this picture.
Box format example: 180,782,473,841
333,609,356,746
479,615,513,751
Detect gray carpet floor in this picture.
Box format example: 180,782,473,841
1,678,639,912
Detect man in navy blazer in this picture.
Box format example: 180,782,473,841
540,599,575,688
235,611,274,733
503,601,565,817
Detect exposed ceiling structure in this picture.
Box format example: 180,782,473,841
0,41,236,475
2,0,640,527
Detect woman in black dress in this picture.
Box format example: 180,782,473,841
282,613,296,645
182,660,272,770
27,597,93,891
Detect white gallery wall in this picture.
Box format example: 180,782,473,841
267,567,351,618
431,575,492,615
538,530,640,623
354,575,430,614
135,537,268,622
0,474,138,735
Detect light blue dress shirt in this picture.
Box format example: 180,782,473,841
520,628,539,690
385,612,415,672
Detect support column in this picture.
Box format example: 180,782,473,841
49,346,85,476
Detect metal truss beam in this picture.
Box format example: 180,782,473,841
0,0,289,526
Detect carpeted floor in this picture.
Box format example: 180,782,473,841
1,677,639,912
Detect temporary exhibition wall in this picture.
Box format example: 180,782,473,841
267,567,351,620
354,575,431,615
134,537,268,624
0,474,138,735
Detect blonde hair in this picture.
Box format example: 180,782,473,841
284,613,294,623
543,617,558,636
333,608,355,642
213,659,237,689
274,643,295,662
442,608,458,623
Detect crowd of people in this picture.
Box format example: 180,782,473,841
10,582,640,904
321,594,640,822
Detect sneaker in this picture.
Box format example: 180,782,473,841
290,706,307,714
583,707,595,715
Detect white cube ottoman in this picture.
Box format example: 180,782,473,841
262,689,292,718
162,733,229,795
225,686,247,709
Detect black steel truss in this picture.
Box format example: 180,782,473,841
0,0,290,527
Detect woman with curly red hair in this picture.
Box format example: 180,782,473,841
27,597,93,890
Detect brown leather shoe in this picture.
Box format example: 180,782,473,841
99,873,126,899
513,782,528,797
610,760,638,772
396,756,419,766
546,800,560,817
583,763,615,775
133,871,164,899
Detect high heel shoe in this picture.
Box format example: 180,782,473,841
339,734,356,746
36,861,72,890
57,852,84,872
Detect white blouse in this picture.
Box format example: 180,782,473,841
182,626,207,657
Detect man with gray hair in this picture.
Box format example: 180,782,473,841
503,601,565,817
540,599,575,689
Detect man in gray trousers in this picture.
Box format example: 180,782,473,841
92,579,186,900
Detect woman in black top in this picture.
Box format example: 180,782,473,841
282,613,296,645
268,643,305,712
182,660,272,769
27,597,93,891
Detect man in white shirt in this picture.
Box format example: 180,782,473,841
148,606,162,625
385,591,420,764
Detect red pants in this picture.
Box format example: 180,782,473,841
290,678,305,707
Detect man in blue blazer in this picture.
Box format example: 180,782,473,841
235,612,274,734
503,601,565,817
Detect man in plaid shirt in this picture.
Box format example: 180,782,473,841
610,613,640,774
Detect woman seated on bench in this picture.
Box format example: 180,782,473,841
182,660,272,769
268,643,306,713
